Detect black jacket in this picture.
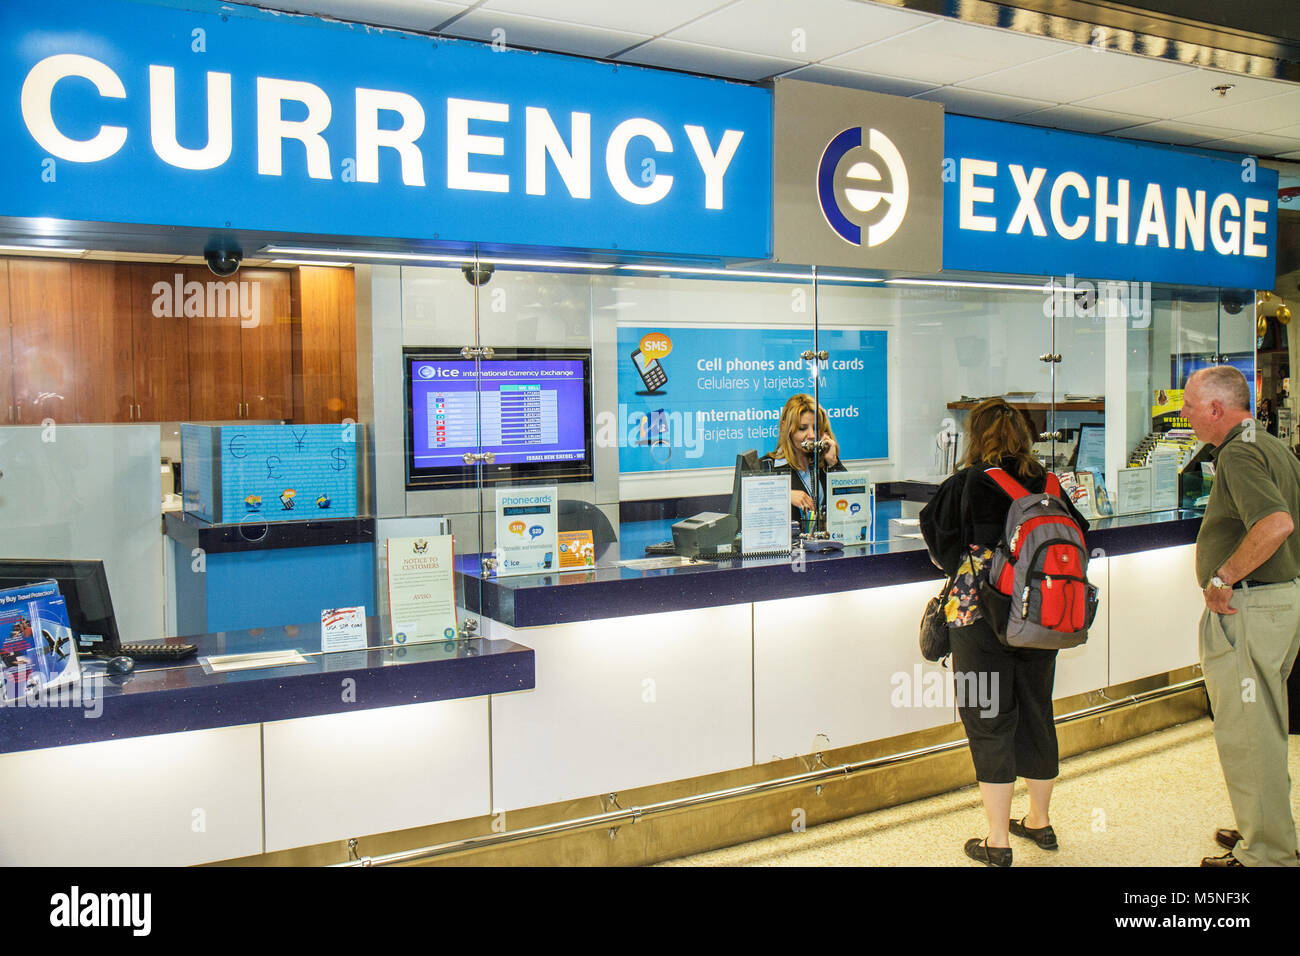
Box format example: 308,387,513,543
761,452,847,522
919,459,1090,577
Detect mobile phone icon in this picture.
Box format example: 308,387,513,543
631,348,668,393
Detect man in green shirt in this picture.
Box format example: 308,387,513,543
1182,366,1300,867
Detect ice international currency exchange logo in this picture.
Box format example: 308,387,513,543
816,126,909,247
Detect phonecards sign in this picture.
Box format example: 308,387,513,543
1,0,772,258
944,115,1278,288
773,79,943,271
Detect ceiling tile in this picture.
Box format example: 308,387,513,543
1276,151,1300,161
441,9,650,57
1195,133,1300,157
1075,67,1299,120
259,1,470,32
913,86,1056,121
481,0,735,37
959,47,1194,103
1268,124,1300,139
666,0,934,62
827,18,1067,86
781,64,937,98
1108,120,1251,147
1178,89,1300,134
616,37,801,81
1016,105,1160,135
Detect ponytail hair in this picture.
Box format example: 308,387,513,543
959,397,1044,481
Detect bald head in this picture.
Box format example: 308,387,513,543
1189,366,1251,414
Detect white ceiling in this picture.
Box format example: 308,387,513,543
251,0,1300,159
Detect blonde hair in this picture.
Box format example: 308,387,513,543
773,394,836,469
959,397,1043,480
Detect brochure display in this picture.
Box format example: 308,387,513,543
740,475,793,554
495,486,559,576
386,535,459,643
1,580,80,703
557,531,596,569
826,471,874,544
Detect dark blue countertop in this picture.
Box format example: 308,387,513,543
462,511,1202,628
0,618,534,755
164,510,375,554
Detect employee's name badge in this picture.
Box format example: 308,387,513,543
495,486,559,577
827,471,873,544
321,606,368,653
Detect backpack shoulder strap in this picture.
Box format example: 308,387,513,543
1044,472,1062,498
984,466,1029,500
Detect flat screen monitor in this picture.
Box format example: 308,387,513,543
405,347,594,489
0,559,121,657
1073,422,1106,473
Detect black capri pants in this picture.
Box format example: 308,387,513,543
949,617,1059,784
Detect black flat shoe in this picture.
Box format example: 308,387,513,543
1009,816,1058,850
964,838,1012,867
1215,828,1242,850
1200,850,1242,867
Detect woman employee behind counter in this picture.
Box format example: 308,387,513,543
762,394,846,526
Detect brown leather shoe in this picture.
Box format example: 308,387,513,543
1200,850,1242,867
1215,828,1242,850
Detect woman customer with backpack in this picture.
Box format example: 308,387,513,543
920,398,1090,867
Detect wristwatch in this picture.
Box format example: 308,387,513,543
1210,574,1232,590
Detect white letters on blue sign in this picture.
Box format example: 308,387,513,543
21,53,127,162
19,54,744,210
959,162,1269,259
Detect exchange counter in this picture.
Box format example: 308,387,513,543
2,511,1204,865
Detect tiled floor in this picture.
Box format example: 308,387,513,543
661,718,1300,866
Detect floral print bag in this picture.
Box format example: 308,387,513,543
944,544,994,626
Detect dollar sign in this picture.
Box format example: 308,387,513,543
330,448,348,471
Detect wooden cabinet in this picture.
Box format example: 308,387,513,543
71,261,135,422
293,266,357,424
2,257,353,425
132,266,191,422
0,261,11,424
8,259,76,424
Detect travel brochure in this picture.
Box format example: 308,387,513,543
1,580,80,704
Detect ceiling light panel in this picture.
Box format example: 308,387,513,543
616,38,801,81
1075,67,1298,119
665,0,934,62
958,47,1195,103
827,19,1067,87
480,0,734,38
439,9,651,57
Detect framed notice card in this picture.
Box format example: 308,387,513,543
740,474,792,553
1116,466,1154,515
495,486,559,576
386,534,458,644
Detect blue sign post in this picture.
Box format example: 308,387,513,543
1,0,772,259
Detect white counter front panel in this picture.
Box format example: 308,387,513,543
262,697,491,852
0,725,262,866
1053,555,1111,700
754,580,955,762
1107,544,1202,686
489,605,753,811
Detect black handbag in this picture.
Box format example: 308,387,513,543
919,577,954,663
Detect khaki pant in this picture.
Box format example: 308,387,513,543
1199,579,1300,866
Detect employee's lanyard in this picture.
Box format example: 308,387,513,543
795,468,821,512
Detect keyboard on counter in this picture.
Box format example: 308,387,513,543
116,642,198,662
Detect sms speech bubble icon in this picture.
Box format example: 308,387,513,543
639,332,672,360
529,525,545,538
835,499,848,511
849,503,862,515
509,520,526,535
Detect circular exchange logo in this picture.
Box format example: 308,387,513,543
816,126,909,248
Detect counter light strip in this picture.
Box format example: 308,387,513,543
332,676,1205,867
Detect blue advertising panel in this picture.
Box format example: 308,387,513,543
944,115,1278,288
615,326,887,473
219,425,357,523
0,0,772,258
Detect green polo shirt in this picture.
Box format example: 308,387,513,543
1195,420,1300,587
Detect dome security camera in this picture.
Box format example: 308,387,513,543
204,247,242,277
461,262,494,286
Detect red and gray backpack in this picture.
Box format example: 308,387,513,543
983,467,1097,650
